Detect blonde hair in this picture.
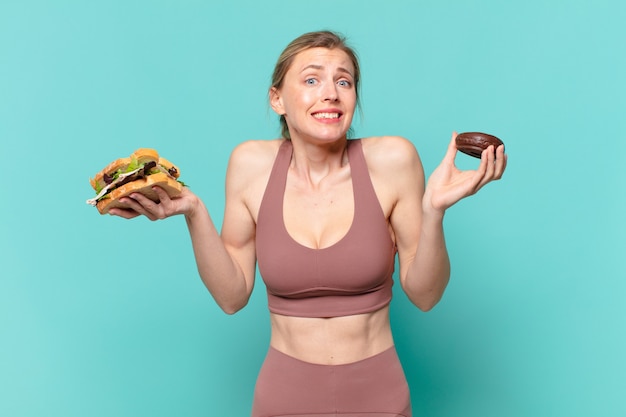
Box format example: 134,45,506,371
270,30,361,139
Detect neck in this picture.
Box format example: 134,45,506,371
288,137,350,187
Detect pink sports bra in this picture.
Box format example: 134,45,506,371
256,139,396,318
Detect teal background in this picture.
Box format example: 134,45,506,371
1,0,624,416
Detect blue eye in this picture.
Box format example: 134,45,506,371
305,78,317,85
338,80,352,87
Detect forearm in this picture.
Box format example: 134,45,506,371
184,198,250,314
403,210,451,311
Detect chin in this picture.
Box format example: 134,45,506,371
316,127,350,141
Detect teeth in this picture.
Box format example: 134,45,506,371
313,112,339,119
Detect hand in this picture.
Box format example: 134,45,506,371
108,186,200,221
424,132,507,214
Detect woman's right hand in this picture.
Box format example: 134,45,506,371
423,132,506,214
108,186,201,221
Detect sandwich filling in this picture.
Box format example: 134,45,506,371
86,160,180,206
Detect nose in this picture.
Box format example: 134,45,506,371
322,81,339,102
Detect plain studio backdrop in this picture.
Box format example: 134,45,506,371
1,1,624,416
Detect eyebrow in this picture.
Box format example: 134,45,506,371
301,64,354,78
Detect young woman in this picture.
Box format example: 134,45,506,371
111,31,507,417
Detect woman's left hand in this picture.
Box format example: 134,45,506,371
424,132,507,214
109,186,200,221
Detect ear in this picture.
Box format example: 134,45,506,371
269,87,285,115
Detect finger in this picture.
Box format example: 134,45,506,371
108,207,141,219
151,186,173,205
151,186,182,217
442,131,459,165
471,146,494,192
493,145,507,179
485,145,496,176
128,191,157,206
481,145,504,186
120,195,159,221
477,145,505,190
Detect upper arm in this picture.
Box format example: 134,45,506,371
369,136,425,286
220,141,272,294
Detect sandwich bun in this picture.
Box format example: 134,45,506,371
87,148,185,215
95,172,183,214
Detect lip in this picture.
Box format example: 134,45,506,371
311,108,344,123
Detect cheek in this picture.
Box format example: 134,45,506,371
344,90,357,106
284,91,316,114
298,89,317,105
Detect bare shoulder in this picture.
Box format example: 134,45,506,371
360,136,423,178
226,139,283,185
226,139,283,219
359,136,424,217
229,139,283,172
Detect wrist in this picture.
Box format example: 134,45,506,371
422,200,445,224
183,192,204,220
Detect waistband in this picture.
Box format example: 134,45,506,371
267,344,398,368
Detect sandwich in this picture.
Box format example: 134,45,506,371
86,148,185,214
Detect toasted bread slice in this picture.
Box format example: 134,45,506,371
157,156,180,178
90,149,162,192
95,172,183,214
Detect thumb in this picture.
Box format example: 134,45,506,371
442,131,459,165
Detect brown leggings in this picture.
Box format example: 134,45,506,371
251,346,412,417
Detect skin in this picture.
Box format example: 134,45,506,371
110,47,507,365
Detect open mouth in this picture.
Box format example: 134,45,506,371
312,112,342,120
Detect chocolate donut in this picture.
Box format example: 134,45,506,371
456,132,504,158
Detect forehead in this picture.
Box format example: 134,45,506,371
290,47,354,75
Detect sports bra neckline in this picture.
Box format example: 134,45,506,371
279,141,356,252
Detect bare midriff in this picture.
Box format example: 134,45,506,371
269,305,394,365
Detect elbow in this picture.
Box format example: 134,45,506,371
218,297,249,315
222,306,241,315
203,276,252,315
404,284,446,312
219,301,247,315
403,274,449,312
415,298,439,312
